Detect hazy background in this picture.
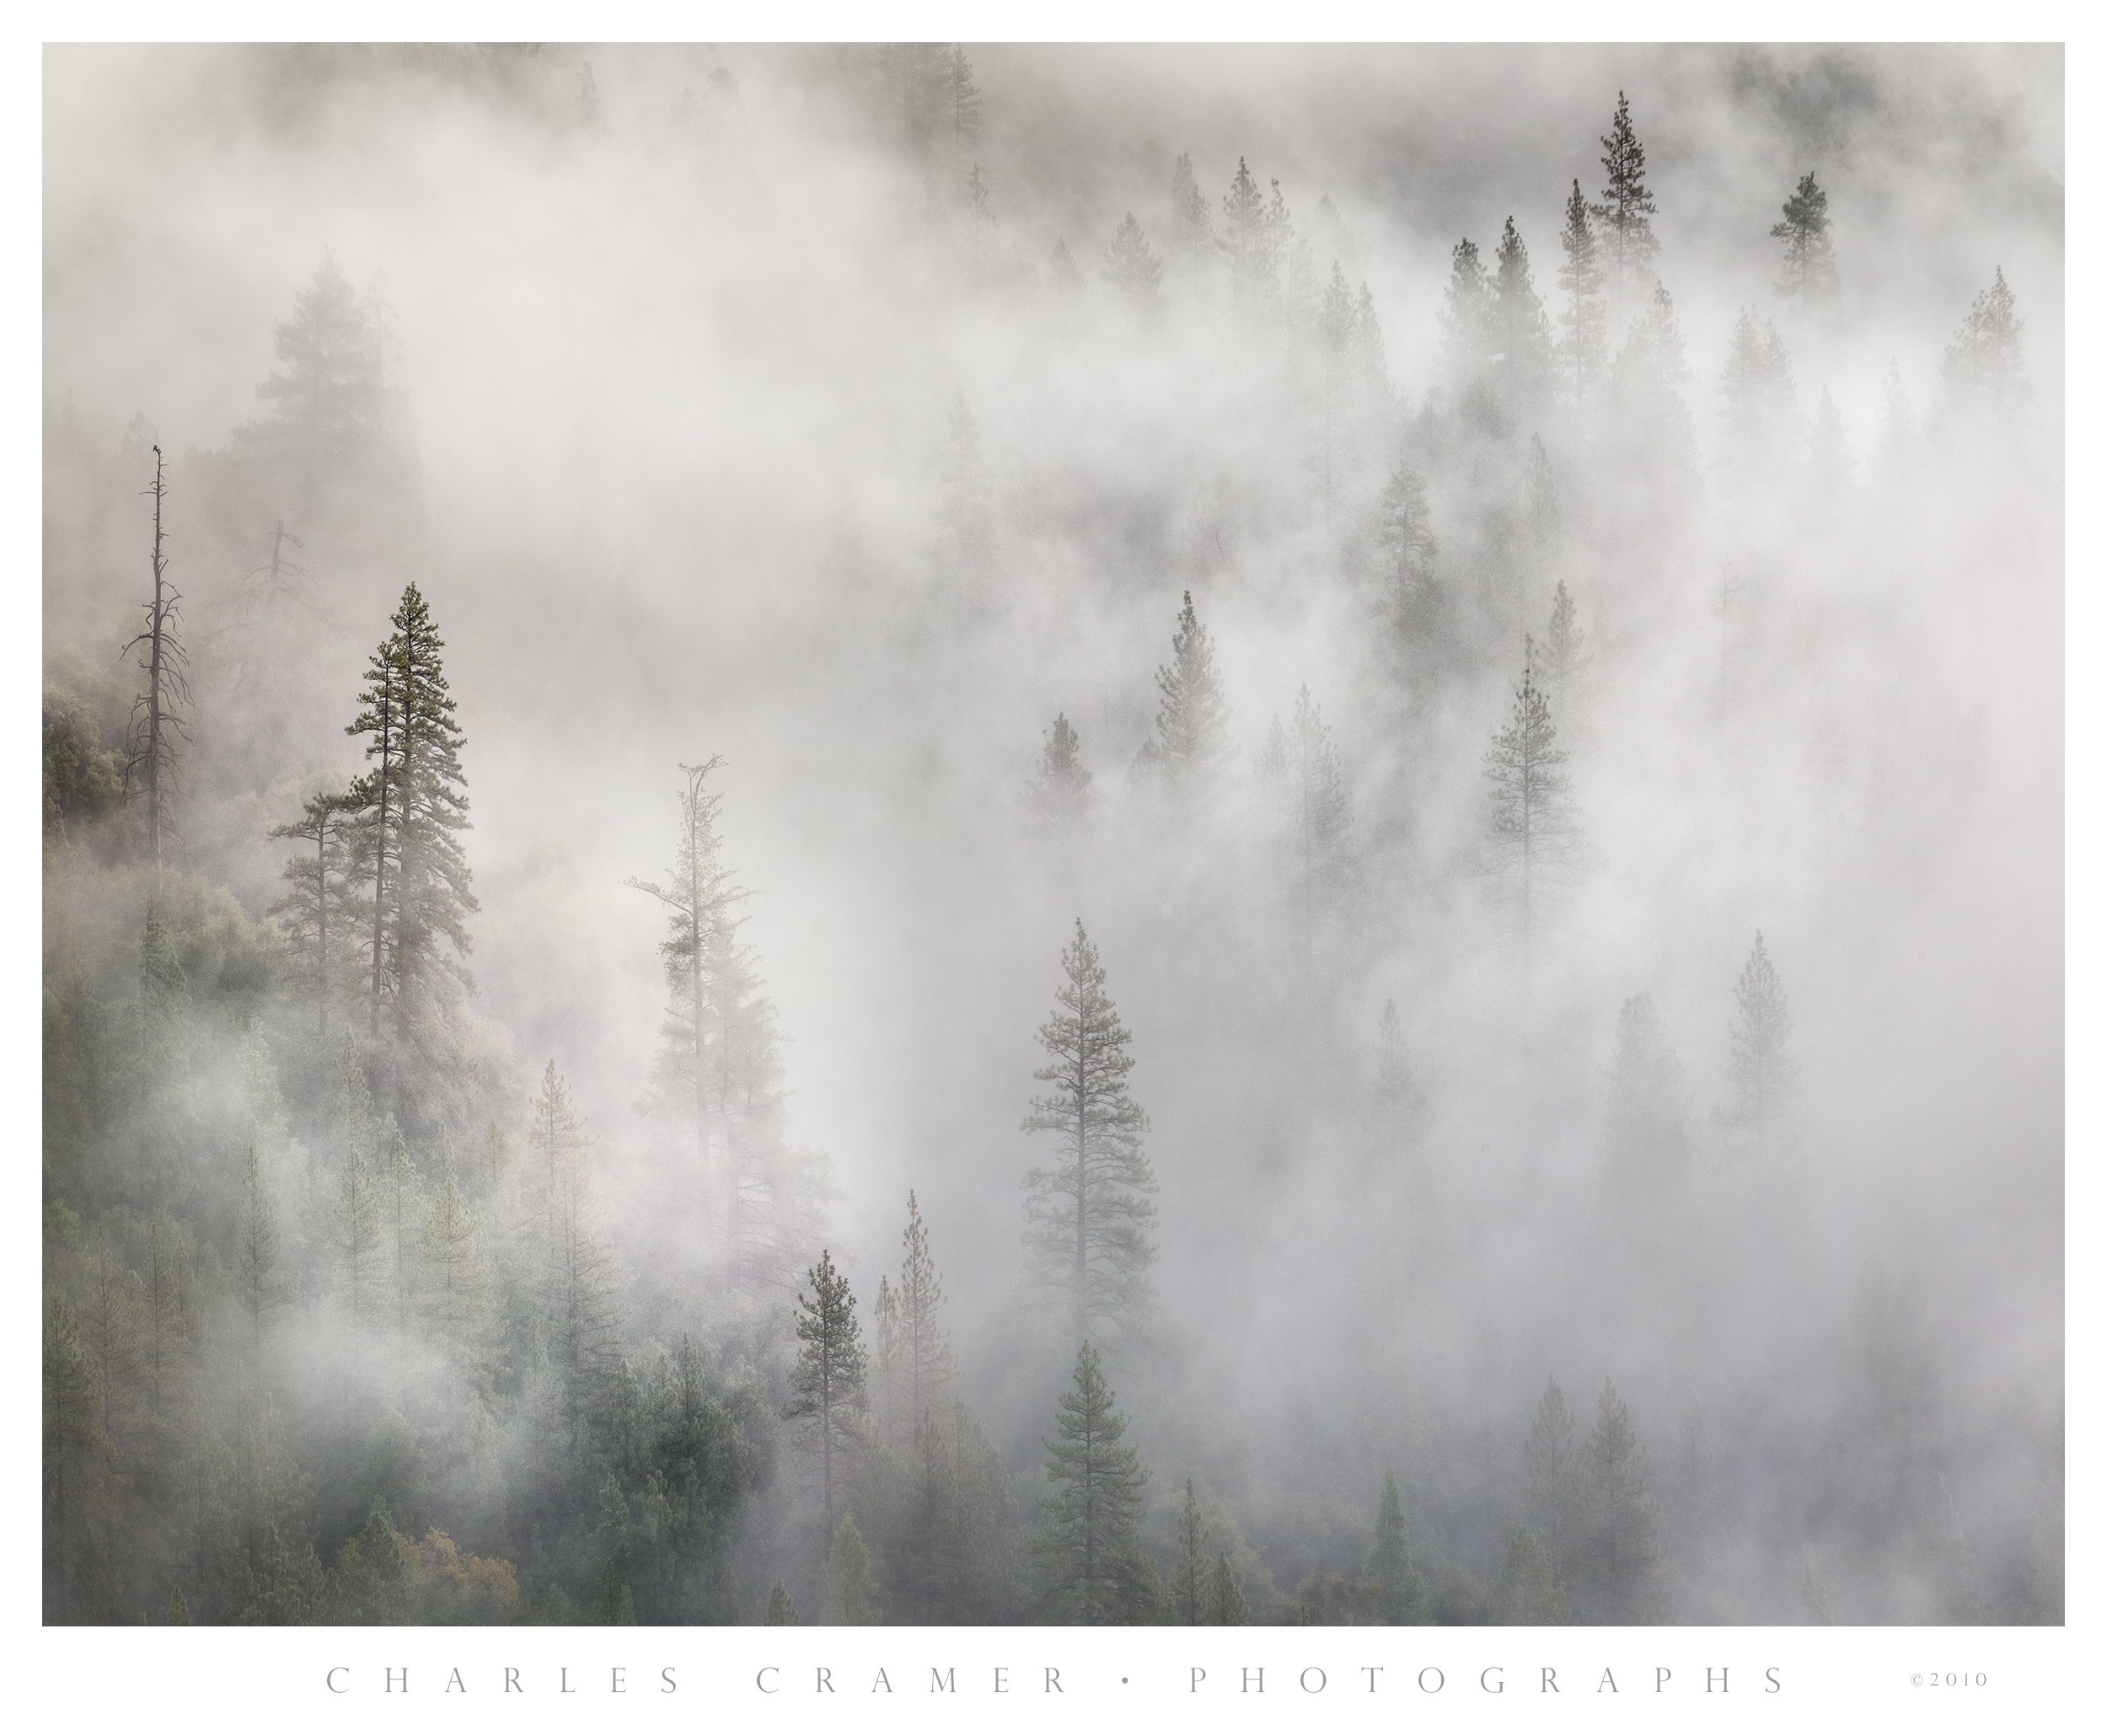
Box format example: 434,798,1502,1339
43,42,2061,1623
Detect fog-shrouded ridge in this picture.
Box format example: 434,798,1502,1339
42,43,2060,1627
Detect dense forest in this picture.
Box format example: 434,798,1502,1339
42,44,2061,1627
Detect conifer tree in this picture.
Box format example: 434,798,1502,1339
1134,591,1233,804
627,758,739,1230
1367,1465,1425,1622
337,1121,381,1333
1377,459,1440,656
1771,172,1837,310
823,1514,883,1623
1258,685,1354,942
896,1192,955,1428
1718,308,1799,482
1544,581,1585,698
1037,238,1078,297
1611,280,1698,473
270,790,358,1045
382,1126,419,1335
1716,930,1799,1161
1102,212,1164,309
1525,1376,1579,1587
1220,158,1289,319
1438,238,1496,392
1493,217,1554,416
1317,260,1360,528
1204,1550,1250,1624
1576,1380,1663,1621
1492,1528,1567,1622
1482,637,1582,972
871,1274,903,1446
530,1062,617,1465
1021,923,1158,1348
1023,713,1093,833
1170,151,1212,264
418,1162,485,1396
243,254,402,503
785,1249,866,1522
1034,1342,1152,1623
125,445,188,874
937,46,983,191
1174,1477,1208,1624
1557,180,1606,400
1604,992,1689,1195
1941,267,2030,430
592,1475,637,1624
346,585,476,1115
764,1578,799,1624
1592,94,1660,322
235,1137,287,1353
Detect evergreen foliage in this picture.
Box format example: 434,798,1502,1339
1716,931,1799,1161
1771,171,1837,308
1033,1342,1154,1623
785,1249,866,1520
1482,638,1583,969
1021,924,1158,1348
1366,1465,1426,1621
1102,212,1164,308
1134,591,1234,803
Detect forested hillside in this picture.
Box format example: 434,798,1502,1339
42,44,2061,1626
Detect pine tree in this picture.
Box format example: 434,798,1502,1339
1716,930,1799,1162
1610,280,1697,473
785,1249,866,1522
626,758,740,1239
1366,1465,1425,1622
871,1274,903,1447
936,45,983,192
1493,217,1553,416
1942,267,2030,430
1718,308,1799,482
234,1138,286,1354
764,1578,799,1624
1544,581,1585,699
269,790,358,1045
124,445,188,874
1257,685,1353,942
381,1125,419,1335
897,1192,955,1428
1492,1528,1567,1622
530,1062,617,1465
1604,993,1689,1195
1204,1550,1250,1624
1023,713,1093,833
1169,151,1212,264
1771,172,1837,310
1021,923,1158,1348
1134,591,1234,805
592,1475,637,1624
1482,637,1582,973
1034,1342,1152,1623
1102,212,1163,309
337,1116,381,1333
1174,1477,1208,1623
346,585,477,1117
1557,180,1606,400
1438,238,1495,392
418,1162,485,1396
823,1514,883,1624
1220,158,1289,320
1592,93,1659,324
1524,1375,1579,1587
1377,459,1440,657
1576,1380,1663,1621
1046,237,1084,297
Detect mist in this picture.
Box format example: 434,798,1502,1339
41,43,2061,1628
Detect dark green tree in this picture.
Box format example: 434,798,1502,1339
1033,1342,1153,1624
764,1578,799,1624
1771,172,1837,310
1204,1550,1250,1624
1367,1465,1426,1622
1492,1527,1567,1623
822,1513,883,1624
1021,923,1158,1348
785,1249,866,1522
1174,1477,1208,1624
